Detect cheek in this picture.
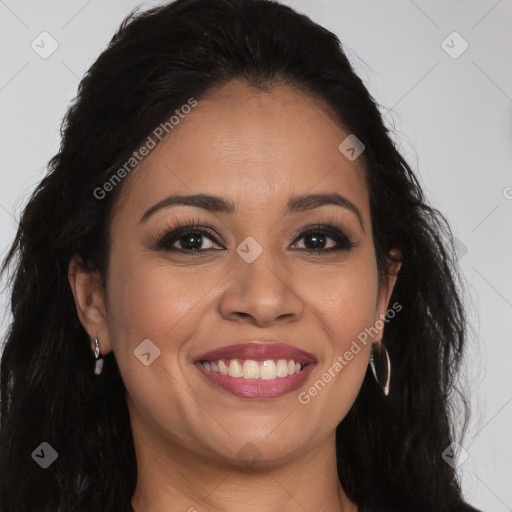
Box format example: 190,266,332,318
104,254,215,418
103,251,218,370
306,252,377,384
106,254,220,341
297,257,378,424
307,256,379,348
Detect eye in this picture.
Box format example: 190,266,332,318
290,224,356,254
155,223,224,253
154,221,356,255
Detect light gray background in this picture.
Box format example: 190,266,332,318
1,1,511,510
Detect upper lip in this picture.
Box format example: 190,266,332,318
194,342,317,364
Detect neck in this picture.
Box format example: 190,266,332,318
129,413,358,512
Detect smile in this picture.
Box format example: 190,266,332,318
194,342,317,399
199,358,305,379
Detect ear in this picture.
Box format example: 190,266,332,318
68,254,112,355
374,248,402,340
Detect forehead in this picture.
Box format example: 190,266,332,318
112,80,369,223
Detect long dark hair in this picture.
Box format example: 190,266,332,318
1,1,475,511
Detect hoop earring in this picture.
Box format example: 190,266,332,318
369,340,390,396
93,337,104,375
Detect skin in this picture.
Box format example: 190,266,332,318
69,80,401,512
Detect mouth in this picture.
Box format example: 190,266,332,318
193,342,317,399
199,356,310,377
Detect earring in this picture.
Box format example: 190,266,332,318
93,337,104,375
369,340,390,396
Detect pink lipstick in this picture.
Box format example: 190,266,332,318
194,342,317,399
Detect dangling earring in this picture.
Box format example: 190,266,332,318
369,340,390,396
93,337,104,375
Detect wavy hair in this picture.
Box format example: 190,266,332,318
1,1,475,510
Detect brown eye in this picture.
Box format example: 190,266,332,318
291,225,355,254
157,226,223,253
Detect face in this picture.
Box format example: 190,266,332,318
71,80,400,467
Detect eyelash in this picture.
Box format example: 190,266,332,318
154,219,357,255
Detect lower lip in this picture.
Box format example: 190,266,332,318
195,362,316,399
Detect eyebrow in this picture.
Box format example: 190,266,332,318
139,192,364,230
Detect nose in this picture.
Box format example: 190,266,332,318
218,248,305,327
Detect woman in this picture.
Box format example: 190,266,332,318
0,0,482,511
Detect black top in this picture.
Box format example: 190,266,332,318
358,501,483,512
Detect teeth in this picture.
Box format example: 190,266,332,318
228,360,243,378
276,359,289,377
260,360,277,380
200,358,305,379
242,360,260,379
218,360,229,375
